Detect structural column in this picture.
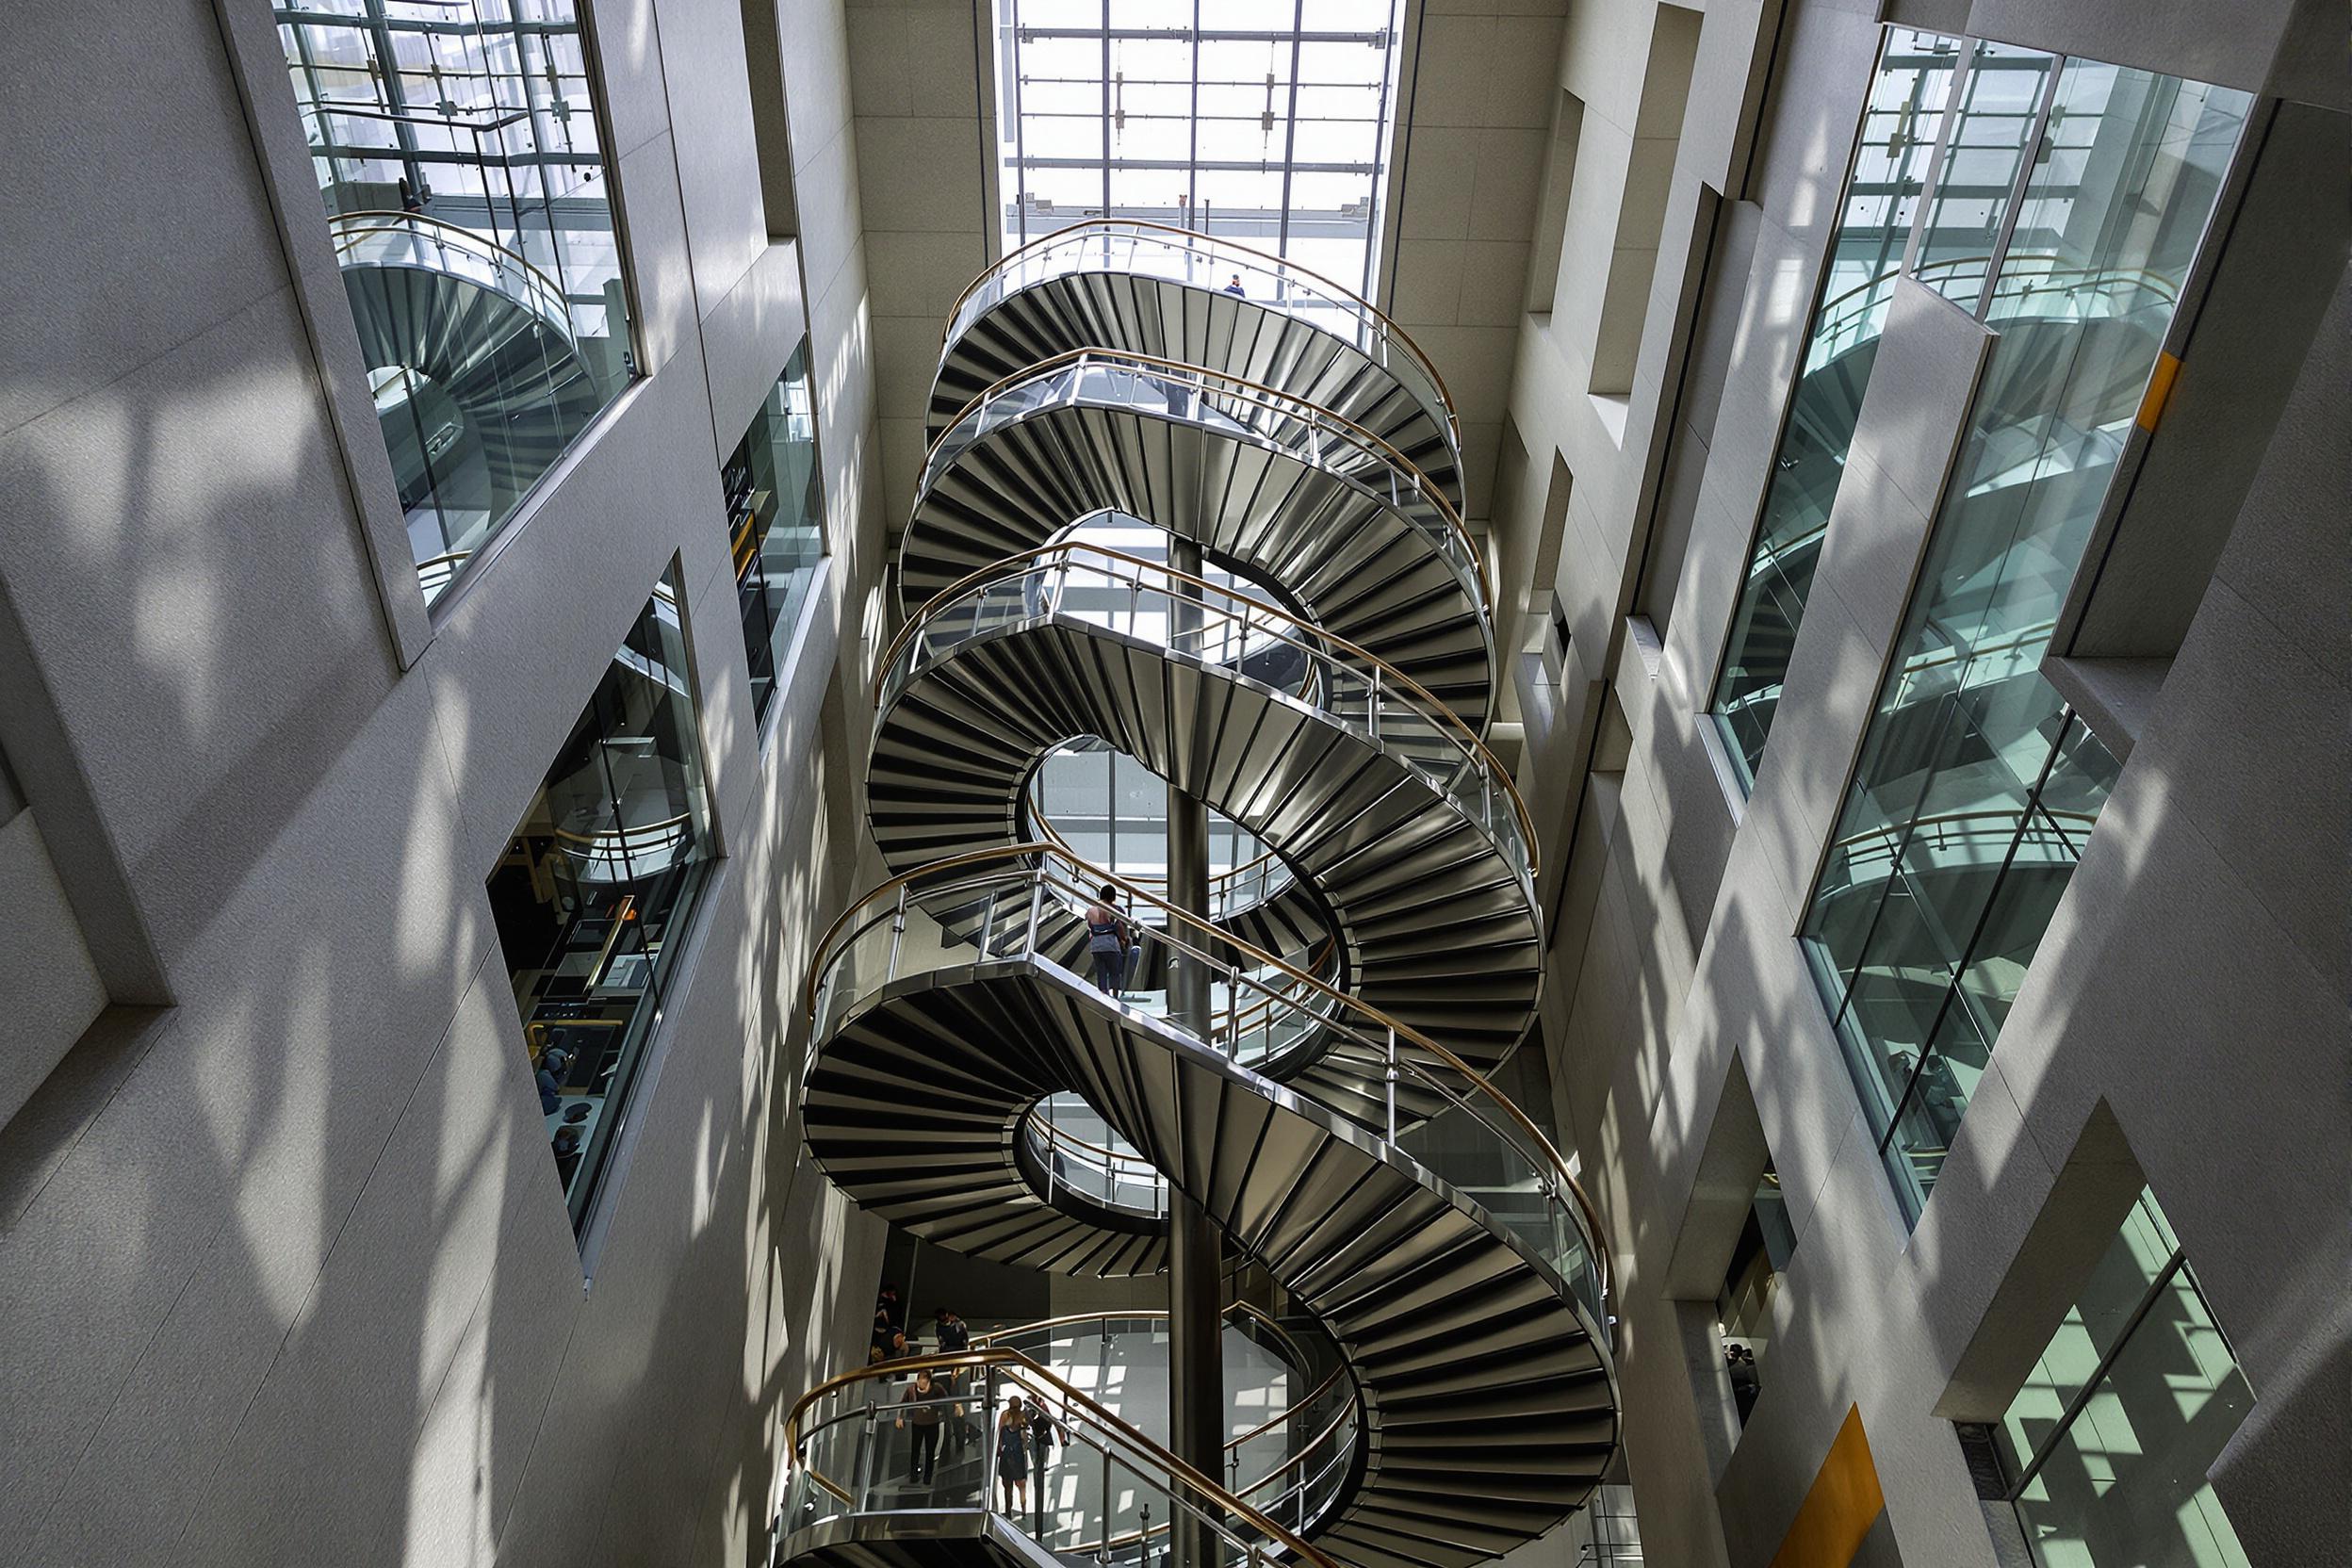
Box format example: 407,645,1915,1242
1165,535,1225,1566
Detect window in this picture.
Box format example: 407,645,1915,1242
489,567,714,1233
1991,1189,2253,1567
1798,56,2253,1217
276,0,639,606
727,342,826,727
989,1,1408,296
1708,28,1965,787
1716,1162,1793,1428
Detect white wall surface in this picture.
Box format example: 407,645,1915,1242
0,3,894,1563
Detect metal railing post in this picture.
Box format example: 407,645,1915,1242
1226,966,1241,1058
888,882,909,983
984,1372,1000,1517
1384,1028,1399,1144
1097,1441,1113,1563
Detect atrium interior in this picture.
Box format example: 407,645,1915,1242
0,4,2343,1568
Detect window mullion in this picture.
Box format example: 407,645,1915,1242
2010,1247,2189,1495
1976,53,2066,318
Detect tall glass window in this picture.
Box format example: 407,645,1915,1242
1799,59,2252,1217
277,1,638,605
488,567,713,1233
1708,29,1963,785
727,341,827,727
1993,1189,2254,1567
990,1,1408,296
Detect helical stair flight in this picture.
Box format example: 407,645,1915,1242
778,222,1622,1568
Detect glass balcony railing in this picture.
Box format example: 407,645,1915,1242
918,349,1491,616
940,219,1457,450
880,542,1533,887
782,1347,1349,1566
802,847,1609,1334
965,1304,1360,1524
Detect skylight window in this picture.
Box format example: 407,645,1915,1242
991,0,1408,296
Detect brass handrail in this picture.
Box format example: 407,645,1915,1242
875,540,1535,869
914,345,1490,609
968,1302,1348,1462
1027,803,1288,909
801,843,1611,1310
785,1346,1344,1568
939,217,1458,434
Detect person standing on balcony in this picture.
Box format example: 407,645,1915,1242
995,1398,1031,1515
1223,273,1246,297
1025,1393,1068,1534
897,1368,952,1490
1086,883,1139,998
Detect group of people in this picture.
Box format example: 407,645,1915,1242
864,1289,1069,1519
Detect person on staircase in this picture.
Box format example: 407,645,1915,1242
897,1367,955,1491
934,1307,976,1460
1024,1393,1068,1534
994,1397,1031,1515
1085,883,1140,998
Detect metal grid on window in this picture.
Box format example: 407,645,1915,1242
992,0,1406,296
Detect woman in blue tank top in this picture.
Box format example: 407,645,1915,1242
1083,881,1136,996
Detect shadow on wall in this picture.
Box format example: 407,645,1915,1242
0,489,879,1568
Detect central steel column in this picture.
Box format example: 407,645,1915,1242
1165,534,1225,1568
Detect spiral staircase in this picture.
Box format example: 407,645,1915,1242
778,224,1621,1568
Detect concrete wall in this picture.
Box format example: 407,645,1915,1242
0,3,892,1563
1386,0,1574,525
1480,2,2350,1566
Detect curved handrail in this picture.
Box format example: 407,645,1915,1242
940,218,1458,443
326,208,577,335
877,541,1537,873
1022,1106,1170,1217
801,843,1611,1315
914,346,1492,612
785,1346,1345,1568
967,1303,1352,1465
1027,800,1294,917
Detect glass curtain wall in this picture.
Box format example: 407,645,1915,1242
727,341,827,727
1993,1189,2254,1567
487,567,713,1233
277,0,638,604
1799,58,2253,1217
1708,29,1965,783
990,1,1407,296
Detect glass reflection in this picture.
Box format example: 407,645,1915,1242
1710,29,1963,786
1995,1189,2253,1567
727,341,827,726
489,567,713,1232
276,0,637,604
1799,58,2251,1217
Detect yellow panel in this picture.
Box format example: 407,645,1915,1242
2136,351,2183,432
1766,1404,1888,1568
